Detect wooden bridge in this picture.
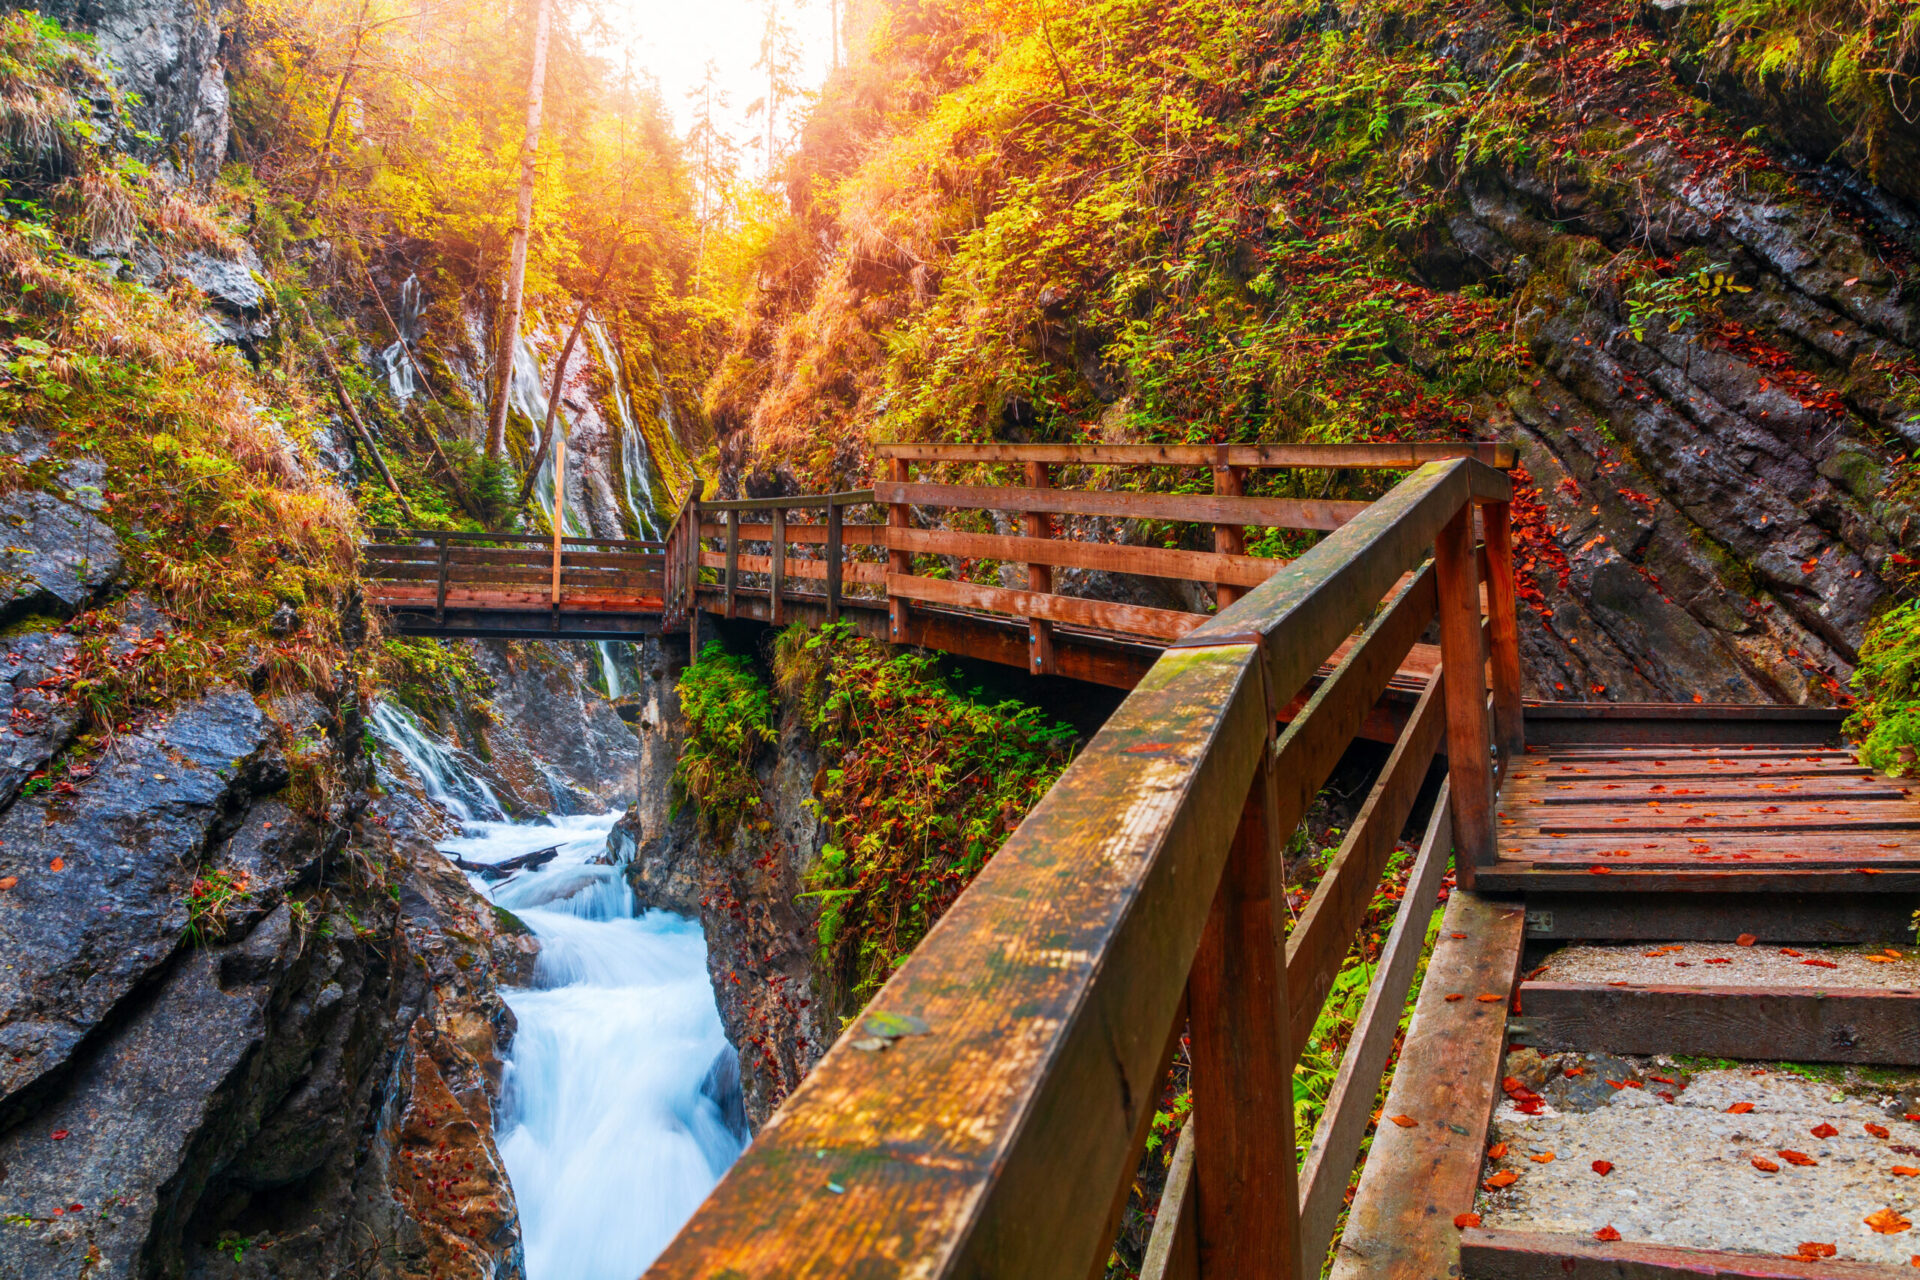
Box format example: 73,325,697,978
362,444,1918,1279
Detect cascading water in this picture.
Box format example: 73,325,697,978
372,704,744,1278
379,275,427,403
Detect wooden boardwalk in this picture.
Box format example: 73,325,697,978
358,444,1913,1279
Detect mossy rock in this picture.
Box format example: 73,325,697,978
490,903,532,936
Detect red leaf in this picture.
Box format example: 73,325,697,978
1736,933,1757,946
1869,1123,1892,1139
1390,1115,1418,1128
1454,1213,1481,1229
1486,1143,1509,1159
1594,1226,1621,1242
1802,959,1838,969
1484,1170,1519,1189
1796,1243,1837,1260
1866,1207,1912,1234
1444,993,1464,1002
1777,1150,1817,1167
1591,1160,1613,1176
1752,1157,1780,1172
1727,1102,1755,1114
1811,1123,1839,1138
50,1129,68,1140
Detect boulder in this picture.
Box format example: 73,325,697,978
0,489,123,625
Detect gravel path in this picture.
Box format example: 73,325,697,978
1537,941,1919,989
1478,1060,1920,1263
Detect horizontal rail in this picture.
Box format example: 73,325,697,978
695,489,875,512
877,441,1516,469
367,527,665,551
885,572,1206,642
875,480,1370,531
699,551,886,586
884,526,1288,587
697,522,886,546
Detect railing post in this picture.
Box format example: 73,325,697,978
770,505,786,626
725,507,740,620
1024,461,1056,676
686,493,701,659
1483,499,1525,767
550,430,566,612
887,458,911,644
1212,460,1247,610
433,536,450,623
1434,504,1497,879
1187,744,1298,1278
826,498,843,623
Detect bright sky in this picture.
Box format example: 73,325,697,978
606,0,836,174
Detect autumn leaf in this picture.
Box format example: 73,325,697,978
1486,1143,1508,1159
1445,994,1464,1002
1530,1152,1556,1164
0,876,15,891
1453,1213,1481,1229
1484,1170,1519,1189
1802,959,1838,969
1390,1115,1418,1128
48,857,63,872
1476,993,1504,1003
1591,1160,1613,1176
50,1129,69,1140
1795,1243,1837,1260
1780,947,1803,957
1811,1123,1838,1139
1565,1066,1585,1077
1866,1207,1912,1235
1737,933,1757,946
1777,1150,1816,1167
1892,1167,1920,1177
1450,932,1467,939
1752,1157,1780,1172
1869,1123,1892,1139
1727,1102,1755,1114
1594,1226,1621,1242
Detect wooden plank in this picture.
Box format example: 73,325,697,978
1482,501,1524,762
875,442,1517,469
1515,893,1920,943
1514,784,1906,804
1140,1119,1198,1280
888,458,911,643
882,526,1288,587
1296,779,1453,1277
1510,981,1920,1065
700,521,887,546
1460,1227,1920,1279
1025,461,1057,677
696,489,875,511
770,506,786,626
885,573,1206,643
1434,504,1496,879
1328,891,1525,1280
645,644,1271,1280
1474,867,1920,893
1287,671,1445,1053
1523,704,1846,748
367,587,662,612
1187,751,1298,1277
369,527,666,551
725,509,740,619
826,501,844,622
699,550,886,585
1213,464,1248,609
873,479,1371,532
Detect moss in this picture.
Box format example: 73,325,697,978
490,903,531,936
1849,600,1920,776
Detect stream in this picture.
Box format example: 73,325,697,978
373,704,744,1278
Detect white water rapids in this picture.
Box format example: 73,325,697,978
372,704,744,1278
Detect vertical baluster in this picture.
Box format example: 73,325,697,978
725,508,740,620
687,494,702,658
550,430,567,613
888,459,910,644
1435,504,1497,878
1212,458,1247,611
826,497,843,623
770,505,786,626
1482,499,1525,768
1187,744,1298,1278
1024,461,1056,676
434,536,450,624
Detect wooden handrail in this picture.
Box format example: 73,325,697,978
875,479,1371,531
696,488,876,511
876,441,1517,469
644,458,1520,1280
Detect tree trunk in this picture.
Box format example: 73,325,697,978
484,0,555,461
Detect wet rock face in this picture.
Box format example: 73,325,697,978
456,640,640,814
0,489,124,625
37,0,228,184
620,636,834,1130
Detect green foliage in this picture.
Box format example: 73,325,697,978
1851,601,1920,776
377,637,494,722
774,622,1076,1014
1623,260,1751,341
183,868,254,944
672,640,779,835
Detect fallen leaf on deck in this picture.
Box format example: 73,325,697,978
1587,866,1612,874
1777,1150,1816,1166
0,877,15,891
1706,957,1732,964
1484,1170,1518,1189
1450,932,1467,939
1591,1160,1613,1175
48,858,63,872
1594,1226,1620,1242
1795,1243,1837,1260
1650,1075,1676,1085
1892,1167,1920,1177
1530,1152,1555,1163
1728,1102,1755,1114
1752,1157,1780,1172
1869,956,1898,963
1390,1115,1417,1128
1445,993,1464,1002
1812,1123,1839,1139
1476,993,1504,1002
1780,947,1804,957
1866,1207,1912,1234
1737,934,1757,946
1869,1123,1892,1139
1453,1213,1481,1229
1803,959,1839,969
1486,1142,1508,1159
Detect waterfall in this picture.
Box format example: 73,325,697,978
369,702,506,823
371,703,743,1278
379,275,427,403
584,318,661,541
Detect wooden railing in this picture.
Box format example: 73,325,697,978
363,529,666,617
644,456,1520,1279
663,441,1516,675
